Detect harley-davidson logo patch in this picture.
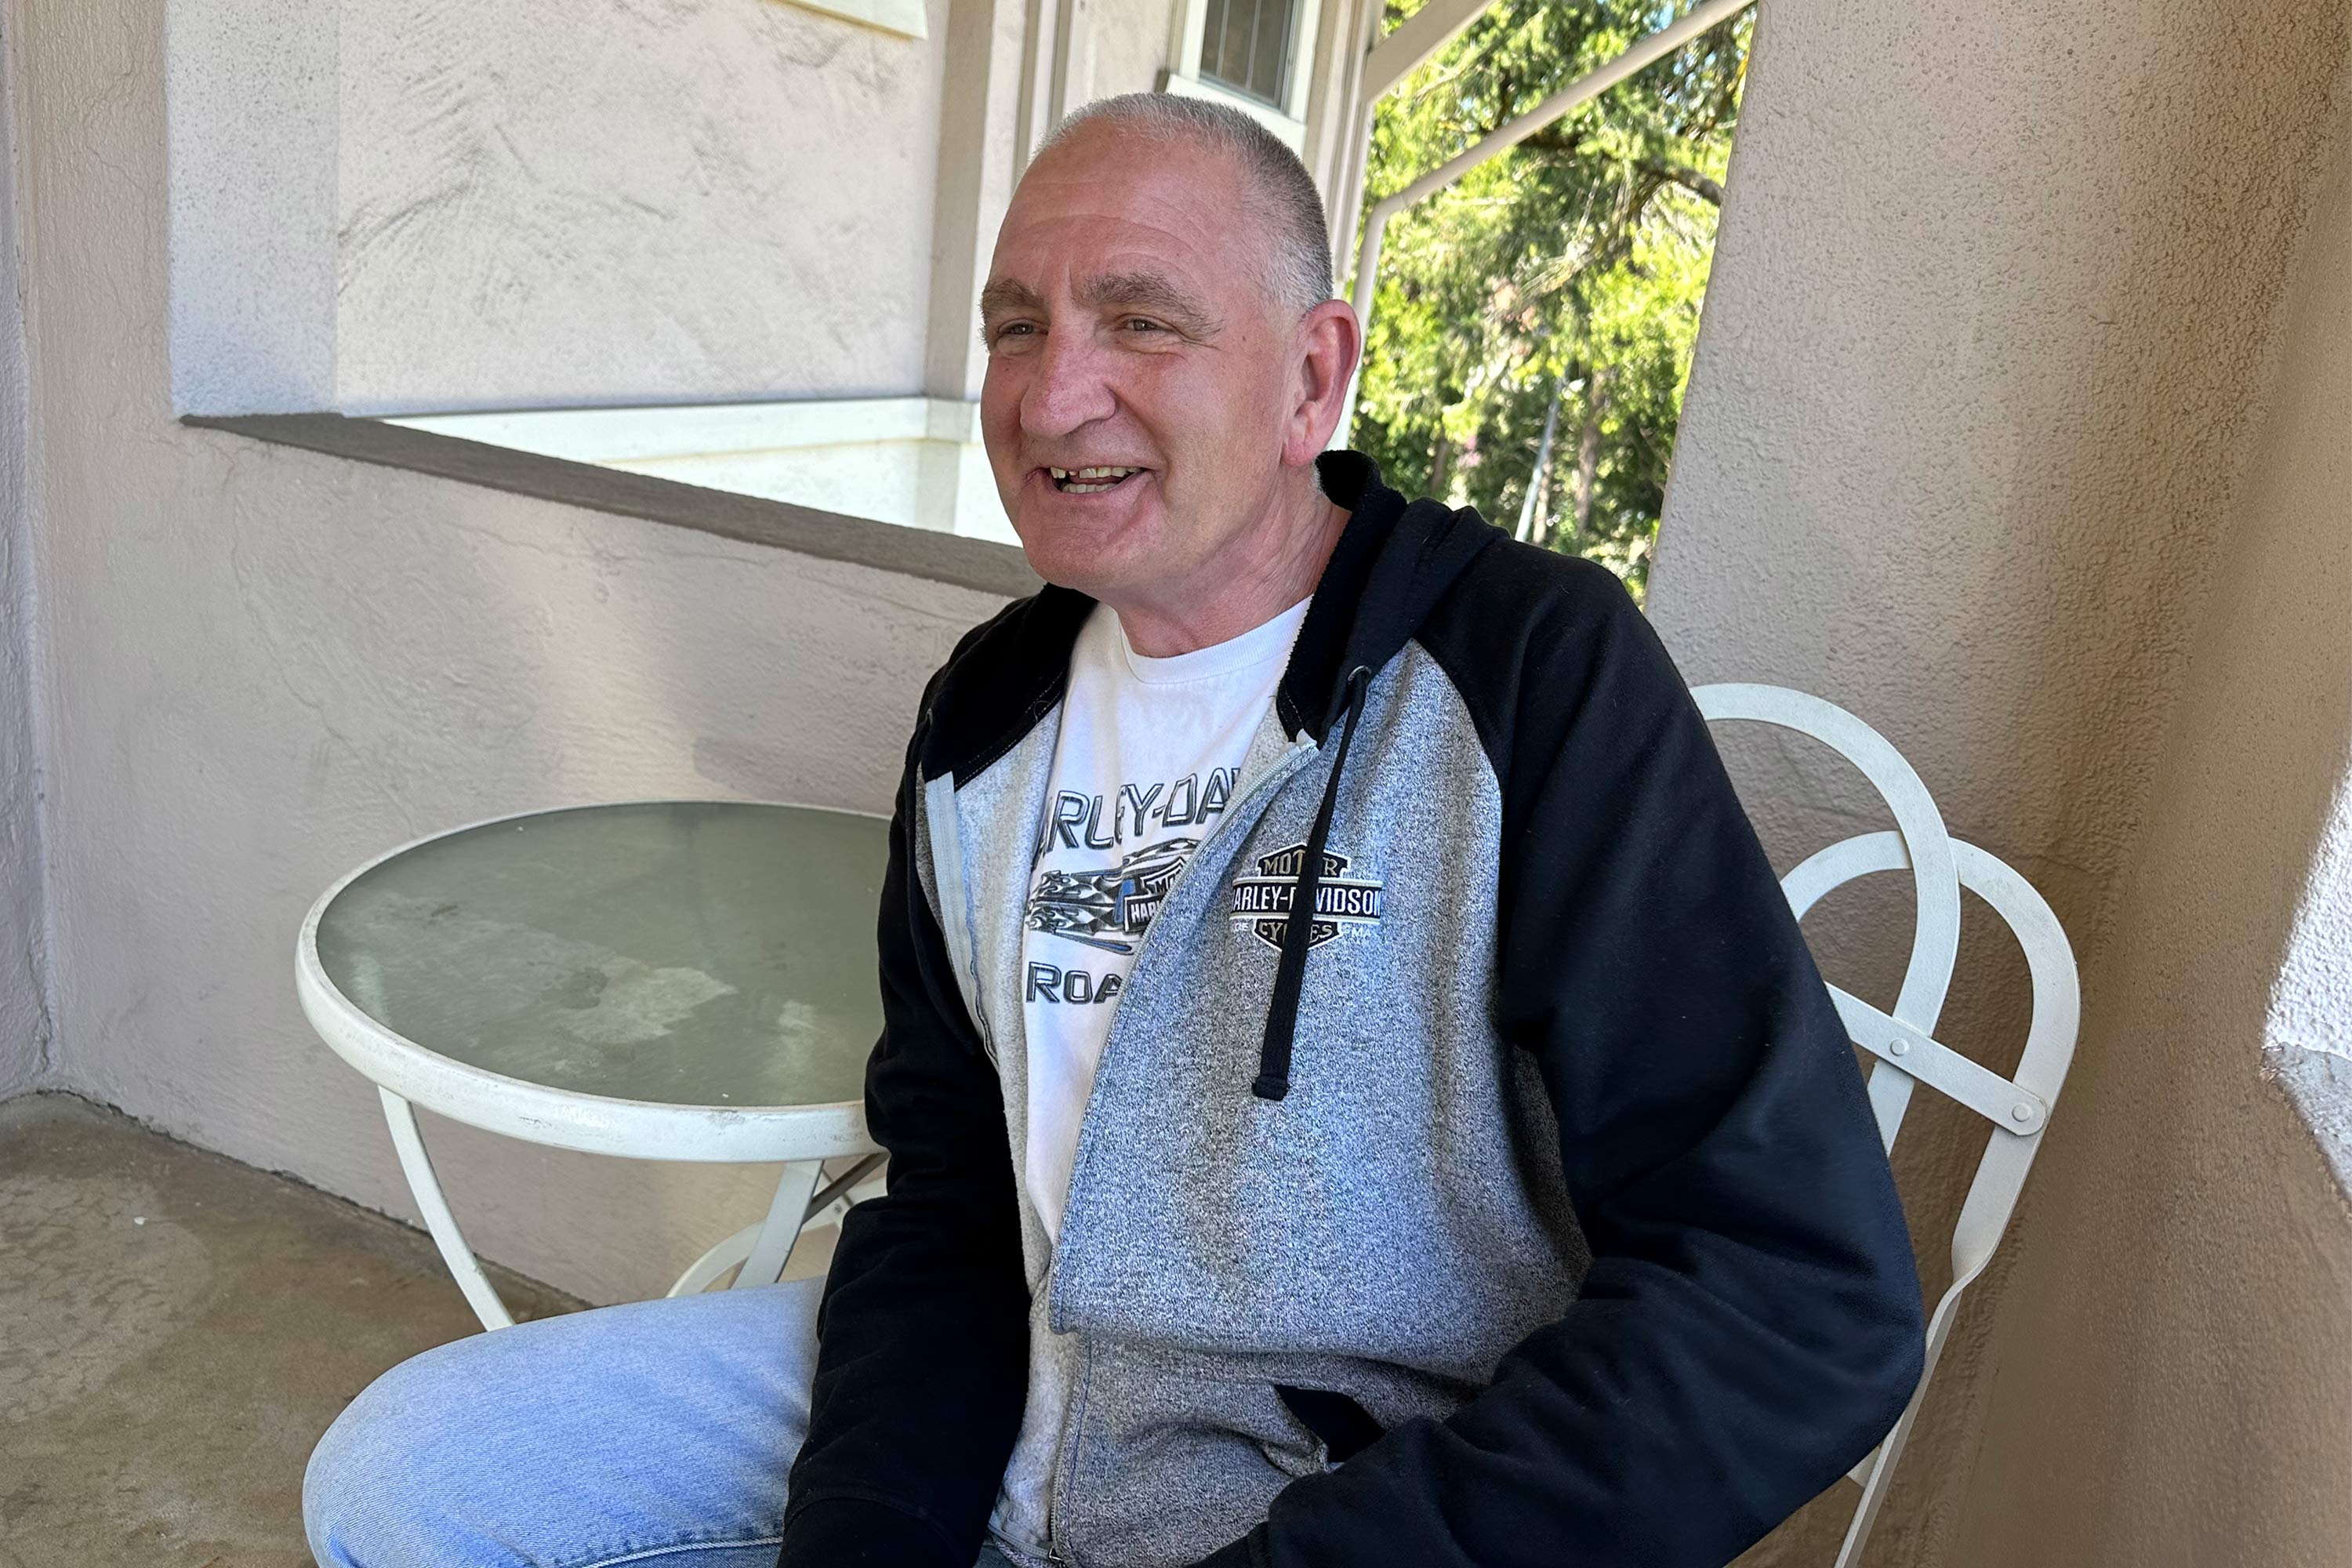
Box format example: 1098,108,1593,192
1229,842,1385,952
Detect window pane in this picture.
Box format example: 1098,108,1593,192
1247,0,1291,103
1201,0,1293,106
1201,0,1234,85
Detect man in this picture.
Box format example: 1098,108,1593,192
304,94,1922,1568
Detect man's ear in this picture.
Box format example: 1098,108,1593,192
1283,299,1364,465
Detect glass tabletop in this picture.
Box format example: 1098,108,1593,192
312,801,889,1109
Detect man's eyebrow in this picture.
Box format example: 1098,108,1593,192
1075,271,1221,336
978,278,1045,321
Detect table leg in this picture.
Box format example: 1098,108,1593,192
378,1087,516,1332
733,1160,826,1290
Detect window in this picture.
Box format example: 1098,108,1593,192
1200,0,1296,106
1162,0,1325,148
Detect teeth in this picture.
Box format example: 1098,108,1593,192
1049,466,1141,483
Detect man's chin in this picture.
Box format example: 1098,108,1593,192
1010,517,1153,597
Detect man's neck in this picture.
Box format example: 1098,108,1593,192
1109,488,1351,659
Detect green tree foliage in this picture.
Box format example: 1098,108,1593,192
1350,0,1749,600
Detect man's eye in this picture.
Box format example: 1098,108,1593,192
1121,318,1166,333
989,321,1038,346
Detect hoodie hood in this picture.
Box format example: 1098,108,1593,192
1277,451,1503,743
1268,451,1504,1100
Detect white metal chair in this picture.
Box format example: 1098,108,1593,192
1691,684,2081,1568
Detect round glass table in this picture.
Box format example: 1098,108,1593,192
295,800,891,1331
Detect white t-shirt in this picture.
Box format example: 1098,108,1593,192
1019,594,1312,1241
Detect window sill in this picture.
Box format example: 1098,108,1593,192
183,412,1041,601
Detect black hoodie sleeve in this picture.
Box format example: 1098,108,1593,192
1203,554,1926,1568
775,687,1031,1568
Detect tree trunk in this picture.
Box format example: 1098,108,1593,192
1428,430,1453,500
1570,364,1610,546
1515,382,1564,543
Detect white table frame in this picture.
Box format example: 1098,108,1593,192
294,799,886,1331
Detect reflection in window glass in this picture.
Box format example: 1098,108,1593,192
1200,0,1294,107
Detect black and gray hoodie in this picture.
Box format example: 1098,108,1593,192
779,452,1925,1568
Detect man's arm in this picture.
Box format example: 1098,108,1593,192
778,706,1031,1568
1204,561,1926,1568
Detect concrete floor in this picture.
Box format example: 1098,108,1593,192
0,1092,584,1567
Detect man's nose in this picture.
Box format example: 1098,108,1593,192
1020,332,1117,438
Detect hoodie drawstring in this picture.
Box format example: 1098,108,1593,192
1252,663,1373,1102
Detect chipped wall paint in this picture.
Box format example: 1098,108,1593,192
1652,1,2352,1563
20,0,1014,1305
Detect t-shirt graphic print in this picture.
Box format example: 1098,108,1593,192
1019,594,1310,1243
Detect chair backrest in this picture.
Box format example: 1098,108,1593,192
1690,684,2081,1568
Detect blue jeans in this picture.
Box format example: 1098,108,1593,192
303,1276,1016,1568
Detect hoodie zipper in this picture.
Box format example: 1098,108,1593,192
1041,731,1319,1568
1049,706,1354,1291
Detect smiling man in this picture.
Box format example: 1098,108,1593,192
303,94,1923,1568
783,93,1926,1568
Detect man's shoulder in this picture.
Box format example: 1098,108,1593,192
1437,531,1646,636
914,584,1096,782
1415,534,1673,731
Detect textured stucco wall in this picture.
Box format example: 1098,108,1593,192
2256,140,2352,1193
169,0,956,416
1085,0,1185,107
20,0,1011,1303
1652,0,2352,1563
162,0,339,413
0,0,50,1102
2267,138,2352,1189
1946,107,2352,1566
335,0,953,414
174,0,1197,421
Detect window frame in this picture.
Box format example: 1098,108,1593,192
1161,0,1325,151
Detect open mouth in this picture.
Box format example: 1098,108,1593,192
1048,466,1145,495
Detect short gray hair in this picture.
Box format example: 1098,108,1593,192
1035,93,1334,318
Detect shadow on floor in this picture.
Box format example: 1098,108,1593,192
0,1091,584,1567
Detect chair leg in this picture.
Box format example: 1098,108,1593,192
379,1087,515,1332
1835,1287,1965,1567
1835,1383,1923,1567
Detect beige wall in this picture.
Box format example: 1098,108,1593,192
0,0,49,1102
1653,0,2352,1562
19,0,1014,1304
1949,104,2352,1567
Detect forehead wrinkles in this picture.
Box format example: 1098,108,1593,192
984,218,1234,318
994,147,1283,312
